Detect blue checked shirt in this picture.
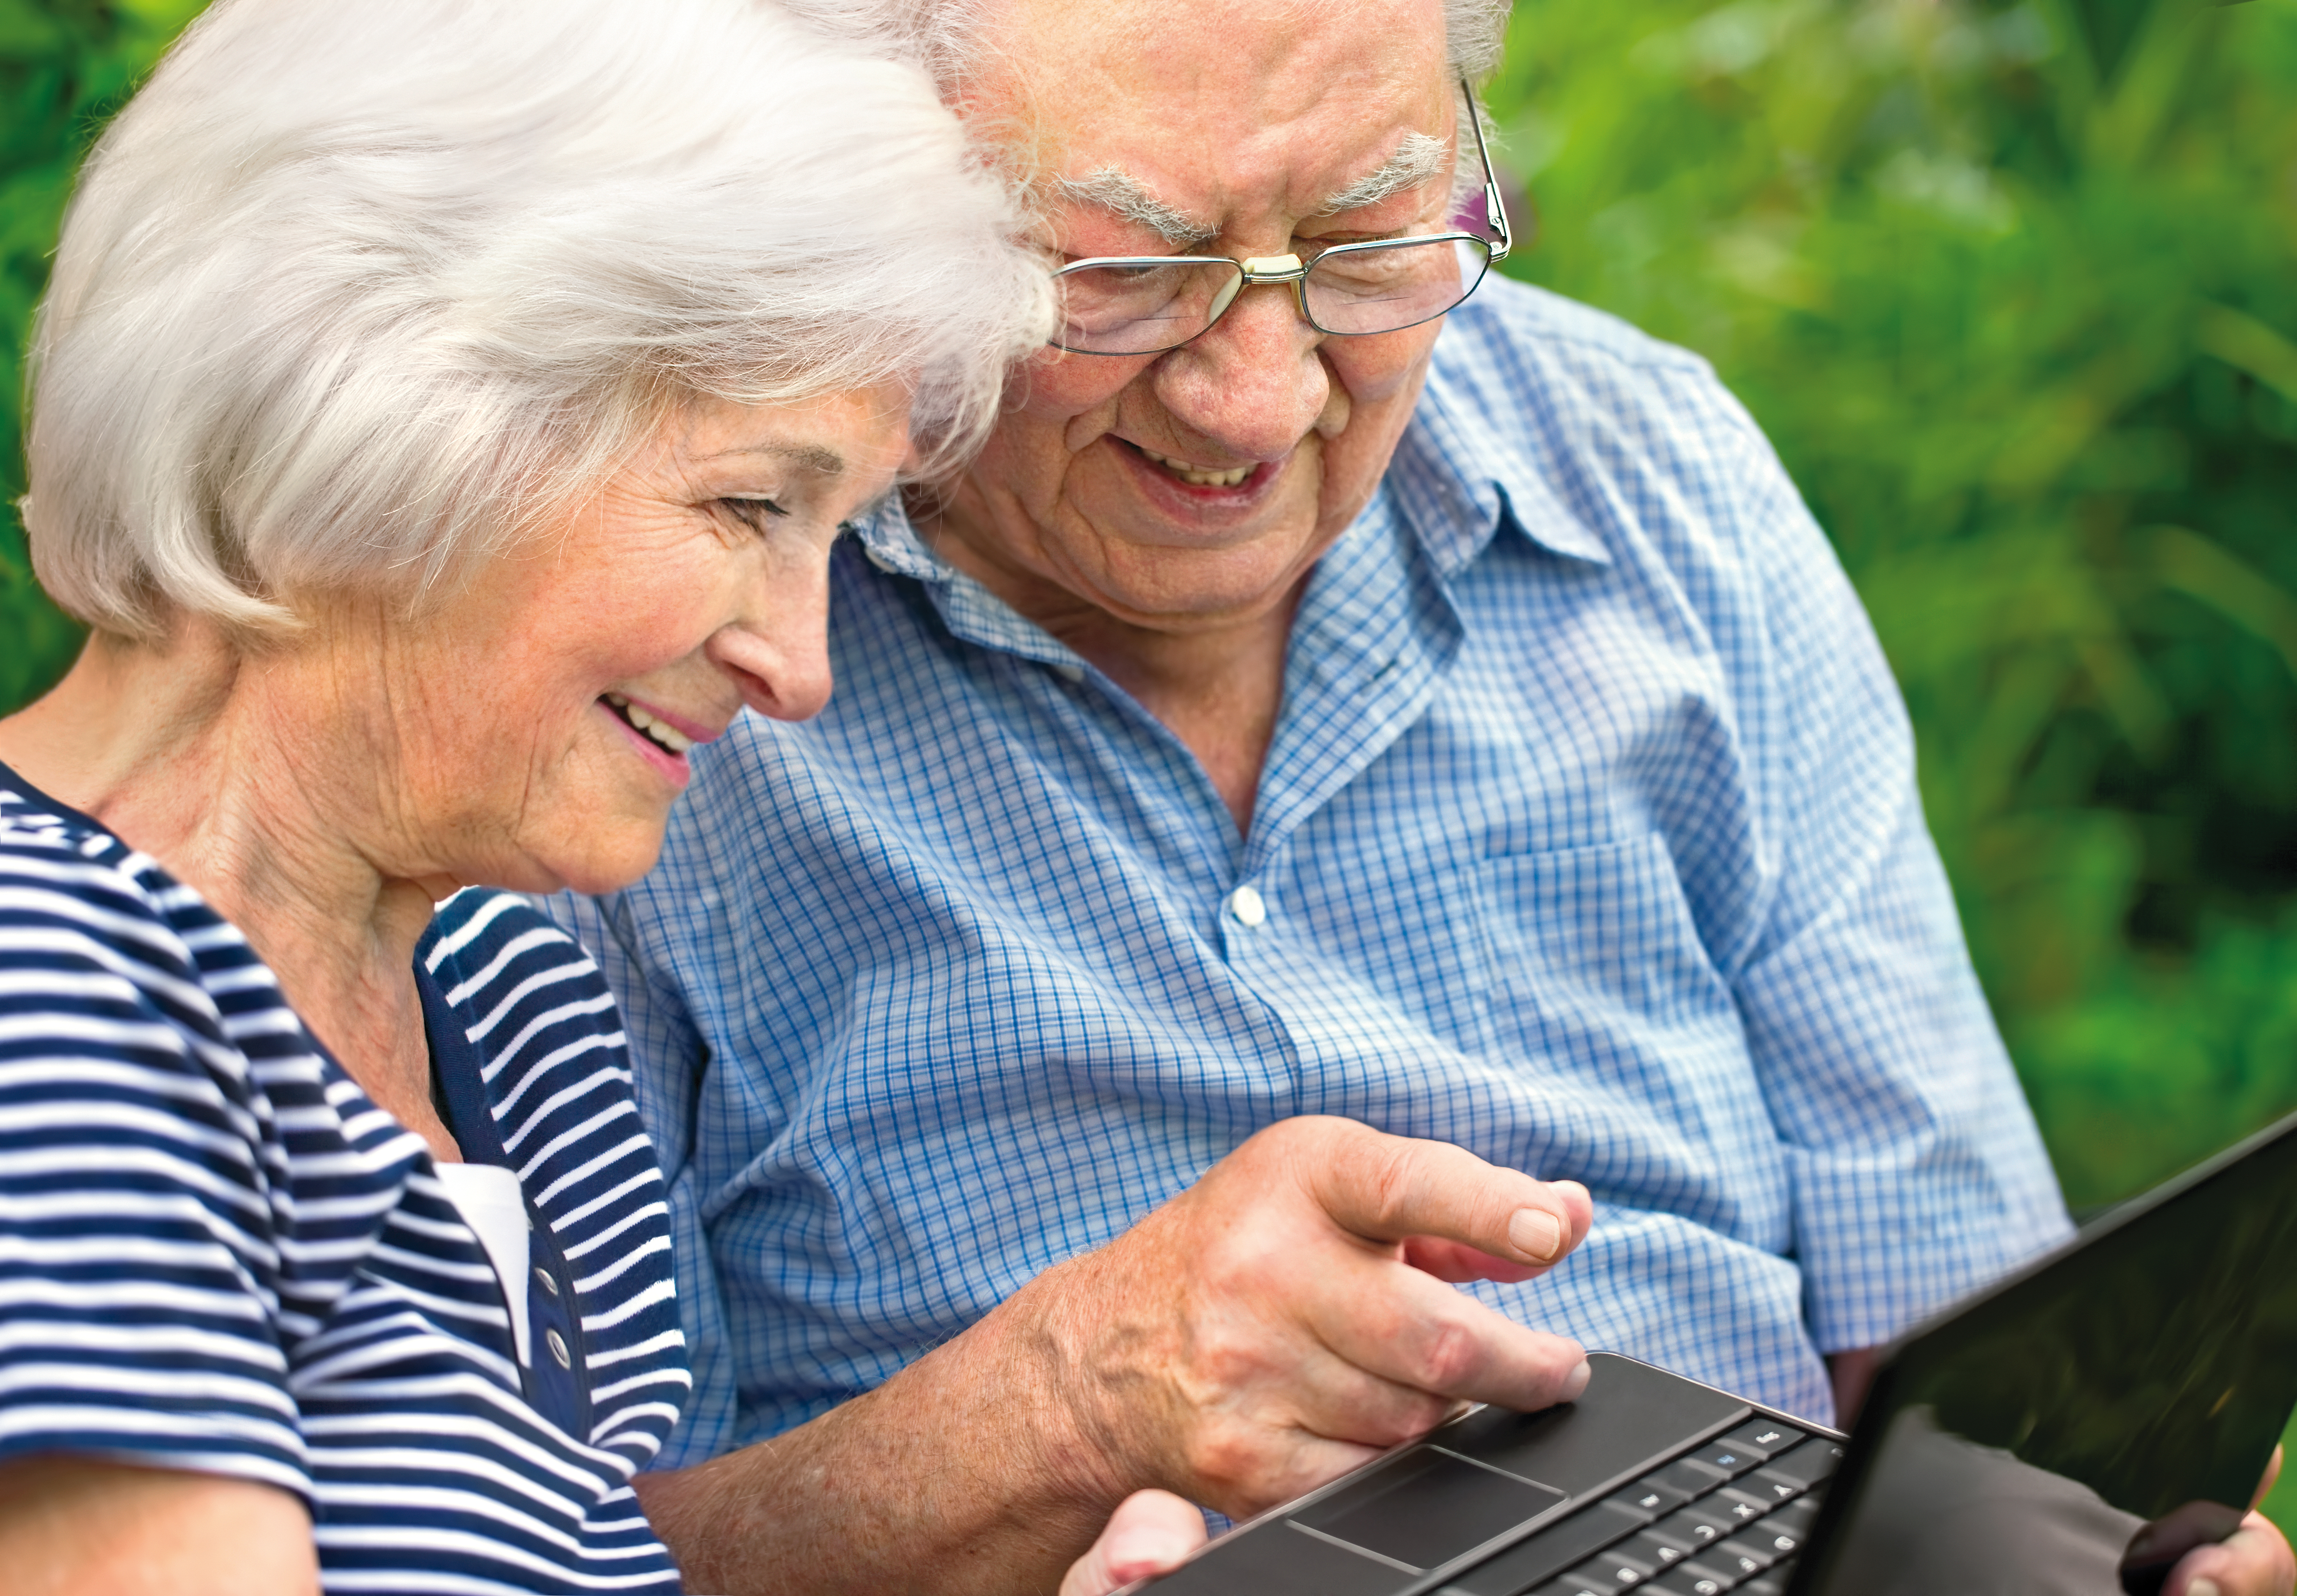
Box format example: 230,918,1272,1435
553,277,2071,1470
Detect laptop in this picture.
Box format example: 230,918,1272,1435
1127,1105,2297,1596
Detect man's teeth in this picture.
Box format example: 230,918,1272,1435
1138,446,1252,488
604,692,694,755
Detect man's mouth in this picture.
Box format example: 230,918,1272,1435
600,692,695,756
1134,444,1255,489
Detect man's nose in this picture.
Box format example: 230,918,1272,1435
1148,278,1331,460
707,568,834,723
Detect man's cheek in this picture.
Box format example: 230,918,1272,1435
1015,348,1145,418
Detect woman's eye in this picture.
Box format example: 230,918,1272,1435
718,496,789,530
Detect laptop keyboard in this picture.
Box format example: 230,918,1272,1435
1445,1418,1843,1596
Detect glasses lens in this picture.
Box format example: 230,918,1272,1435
1051,259,1245,354
1302,237,1491,336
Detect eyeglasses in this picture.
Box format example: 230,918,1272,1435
1047,77,1513,358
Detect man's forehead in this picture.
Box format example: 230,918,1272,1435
1052,126,1451,248
984,0,1452,222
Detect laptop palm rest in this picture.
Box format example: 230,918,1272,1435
1139,1353,1754,1594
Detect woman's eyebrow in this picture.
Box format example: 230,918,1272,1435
700,443,847,475
1315,130,1447,215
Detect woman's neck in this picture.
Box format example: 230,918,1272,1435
0,626,461,1160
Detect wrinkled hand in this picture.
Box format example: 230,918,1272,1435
2162,1448,2295,1596
1022,1116,1594,1521
1059,1490,1208,1596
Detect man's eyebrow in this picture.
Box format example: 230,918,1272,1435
1316,131,1449,216
697,443,845,475
1054,167,1219,248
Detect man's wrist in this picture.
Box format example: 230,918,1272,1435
987,1245,1154,1520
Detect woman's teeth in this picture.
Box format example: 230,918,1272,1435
1138,446,1252,488
604,692,693,756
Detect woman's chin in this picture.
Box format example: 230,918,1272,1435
551,831,670,899
464,819,669,902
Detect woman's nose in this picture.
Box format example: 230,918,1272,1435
707,583,834,723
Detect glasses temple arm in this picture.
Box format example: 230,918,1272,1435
1460,75,1512,261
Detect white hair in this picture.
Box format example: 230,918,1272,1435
23,0,1052,639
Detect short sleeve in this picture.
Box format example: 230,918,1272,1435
0,846,307,1496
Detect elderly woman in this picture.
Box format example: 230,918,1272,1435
0,0,1201,1590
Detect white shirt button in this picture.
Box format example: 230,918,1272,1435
1227,885,1267,928
1052,661,1085,684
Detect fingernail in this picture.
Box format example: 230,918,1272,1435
2189,1581,2221,1596
1510,1207,1565,1261
1562,1358,1592,1401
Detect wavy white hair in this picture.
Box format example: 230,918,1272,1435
23,0,1052,639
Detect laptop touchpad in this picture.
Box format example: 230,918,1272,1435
1294,1447,1565,1570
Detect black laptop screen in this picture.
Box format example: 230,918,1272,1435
1800,1111,2297,1596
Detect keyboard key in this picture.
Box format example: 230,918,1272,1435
1711,1539,1776,1577
1715,1420,1803,1460
1657,1503,1738,1544
1738,1579,1788,1596
1760,1439,1846,1489
1532,1582,1609,1596
1623,1531,1695,1570
1685,1443,1764,1479
1741,1470,1806,1506
1764,1497,1822,1539
1712,1488,1775,1524
1646,1459,1731,1498
1742,1522,1801,1560
1639,1576,1726,1596
1606,1481,1686,1520
1563,1549,1656,1591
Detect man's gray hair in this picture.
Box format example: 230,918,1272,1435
24,0,1052,639
786,0,1511,210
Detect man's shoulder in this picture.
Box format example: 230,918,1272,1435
1447,274,1712,372
1430,275,1746,447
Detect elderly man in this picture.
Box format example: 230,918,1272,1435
556,0,2295,1592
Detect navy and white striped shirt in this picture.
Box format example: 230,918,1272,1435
0,767,688,1591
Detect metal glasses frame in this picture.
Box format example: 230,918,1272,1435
1047,76,1514,357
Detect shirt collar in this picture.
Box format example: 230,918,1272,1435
848,502,1088,669
1386,335,1615,579
849,333,1613,654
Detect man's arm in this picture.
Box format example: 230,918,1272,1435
634,1116,1593,1596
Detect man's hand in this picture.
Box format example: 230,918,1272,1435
637,1115,1592,1595
1024,1115,1593,1519
1059,1490,1207,1596
2158,1447,2296,1596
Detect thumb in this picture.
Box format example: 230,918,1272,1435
1060,1490,1209,1596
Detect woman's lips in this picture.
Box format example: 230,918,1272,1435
596,697,696,787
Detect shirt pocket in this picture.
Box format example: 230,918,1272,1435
1469,831,1738,1050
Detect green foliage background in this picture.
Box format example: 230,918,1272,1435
3,0,2294,1535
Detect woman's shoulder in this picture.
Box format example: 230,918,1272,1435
0,769,257,1034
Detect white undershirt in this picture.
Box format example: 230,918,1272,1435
435,1162,532,1367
